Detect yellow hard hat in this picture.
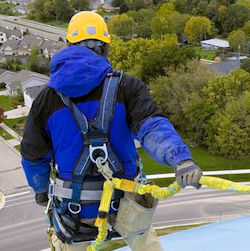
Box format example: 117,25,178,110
66,11,110,44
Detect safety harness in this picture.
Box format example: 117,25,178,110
48,70,125,244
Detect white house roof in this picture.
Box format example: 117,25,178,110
0,70,17,83
5,70,49,90
201,38,230,48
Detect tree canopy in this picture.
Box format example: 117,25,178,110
184,16,212,43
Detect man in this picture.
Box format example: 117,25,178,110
21,11,202,251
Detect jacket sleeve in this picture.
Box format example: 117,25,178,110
123,75,192,167
21,97,52,193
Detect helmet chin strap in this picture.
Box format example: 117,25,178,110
68,39,108,57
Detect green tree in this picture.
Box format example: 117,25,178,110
149,60,217,142
241,58,250,73
27,0,51,21
53,0,74,22
228,29,247,52
128,0,146,10
236,0,250,9
108,14,136,39
109,34,195,81
26,46,50,75
222,4,250,34
184,16,212,44
175,0,187,13
241,21,250,40
112,0,125,7
127,9,154,38
151,3,190,39
206,90,250,159
71,0,89,10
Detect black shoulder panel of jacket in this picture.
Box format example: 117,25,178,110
21,86,56,161
120,74,163,134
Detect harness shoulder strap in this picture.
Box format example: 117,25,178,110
94,70,123,133
58,92,89,136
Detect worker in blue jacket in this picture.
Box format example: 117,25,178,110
21,11,202,251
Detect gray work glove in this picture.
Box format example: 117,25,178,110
175,160,202,189
35,191,49,207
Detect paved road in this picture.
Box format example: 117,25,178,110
0,15,66,41
1,186,250,251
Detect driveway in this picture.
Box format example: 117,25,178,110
0,90,9,96
4,106,29,119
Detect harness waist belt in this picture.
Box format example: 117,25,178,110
49,184,114,201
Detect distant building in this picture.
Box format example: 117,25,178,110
0,26,23,44
40,40,66,58
0,40,20,56
201,38,230,50
0,70,17,85
5,70,48,96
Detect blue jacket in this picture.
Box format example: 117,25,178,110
21,46,192,218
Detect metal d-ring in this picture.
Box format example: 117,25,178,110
68,202,81,215
89,143,108,164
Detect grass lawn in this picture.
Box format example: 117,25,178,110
193,46,218,61
14,145,20,151
0,1,12,8
43,20,68,29
139,147,250,186
0,127,13,140
0,95,24,111
4,116,26,136
139,147,250,174
101,224,206,250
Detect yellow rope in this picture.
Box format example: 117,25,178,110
87,176,250,251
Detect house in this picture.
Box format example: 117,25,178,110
0,27,8,44
0,52,5,63
6,28,23,41
22,73,49,107
23,85,47,108
14,4,27,14
0,40,20,56
5,70,48,95
41,40,66,58
210,60,241,75
21,73,49,91
201,38,230,50
0,26,23,44
18,34,43,56
0,70,17,85
0,69,6,77
17,34,43,56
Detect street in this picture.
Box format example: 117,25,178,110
1,186,250,251
0,15,66,41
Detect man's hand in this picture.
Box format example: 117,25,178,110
35,192,49,207
175,160,202,189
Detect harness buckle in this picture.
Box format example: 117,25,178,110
48,183,54,198
68,202,81,215
89,143,108,164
